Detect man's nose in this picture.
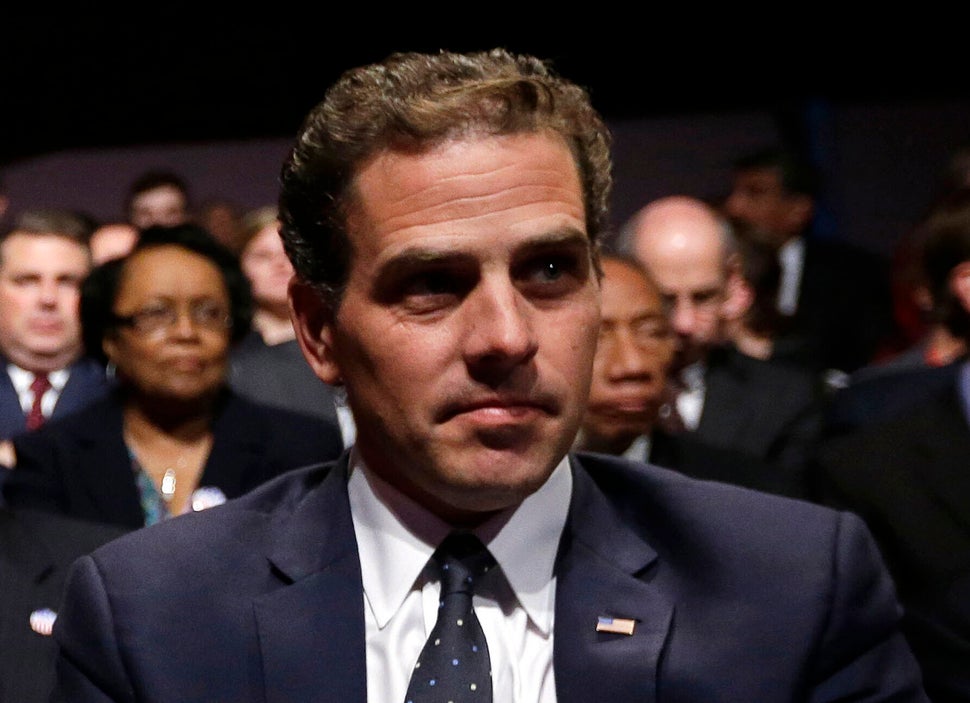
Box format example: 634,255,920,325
670,299,698,337
606,330,651,380
463,278,538,378
38,280,59,306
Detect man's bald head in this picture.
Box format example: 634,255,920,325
618,196,744,369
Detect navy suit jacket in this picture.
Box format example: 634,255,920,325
0,356,110,440
0,508,124,703
3,389,345,529
51,452,926,701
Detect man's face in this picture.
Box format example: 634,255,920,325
634,229,729,370
0,233,90,372
293,133,600,524
129,185,189,230
724,167,808,246
583,258,674,447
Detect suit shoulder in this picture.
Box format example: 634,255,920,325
573,452,845,540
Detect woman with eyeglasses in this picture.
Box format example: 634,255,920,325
2,225,344,530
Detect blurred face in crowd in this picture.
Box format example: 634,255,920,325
0,232,90,373
89,223,139,265
129,185,189,230
724,167,811,246
581,258,674,451
104,245,231,406
630,197,741,371
292,133,601,525
240,221,294,313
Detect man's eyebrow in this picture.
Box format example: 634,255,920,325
375,248,477,282
375,227,592,279
512,227,591,256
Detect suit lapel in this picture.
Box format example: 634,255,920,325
51,358,108,421
0,365,27,437
201,393,264,497
73,399,146,527
555,456,673,703
254,457,368,703
695,349,750,448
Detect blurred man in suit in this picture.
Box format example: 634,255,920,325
724,144,895,378
576,253,793,495
813,191,970,701
0,210,109,444
50,49,926,702
618,195,823,490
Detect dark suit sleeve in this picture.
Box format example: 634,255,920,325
51,556,136,703
808,511,928,702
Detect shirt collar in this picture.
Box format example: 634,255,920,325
348,448,571,637
7,363,70,394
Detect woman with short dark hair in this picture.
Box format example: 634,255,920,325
3,224,343,529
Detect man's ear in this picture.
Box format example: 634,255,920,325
289,280,344,386
721,255,752,322
948,261,970,314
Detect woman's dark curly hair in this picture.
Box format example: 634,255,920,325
81,224,253,363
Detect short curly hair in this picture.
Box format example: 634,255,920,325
81,224,253,362
278,48,612,306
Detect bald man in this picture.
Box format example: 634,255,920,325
617,196,823,496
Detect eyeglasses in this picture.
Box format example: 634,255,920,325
111,300,232,335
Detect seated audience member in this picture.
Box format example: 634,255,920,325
197,197,243,251
577,253,801,496
0,210,110,445
617,195,824,486
724,144,895,378
3,225,343,529
0,506,124,703
229,206,351,442
824,192,970,437
88,221,139,265
124,170,192,230
812,194,970,702
47,49,927,702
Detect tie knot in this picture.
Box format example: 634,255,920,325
433,532,495,597
30,373,51,394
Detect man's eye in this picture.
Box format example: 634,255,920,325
519,255,584,293
404,271,458,297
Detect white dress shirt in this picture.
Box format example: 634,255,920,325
777,236,805,316
348,449,571,703
7,364,70,419
675,361,706,431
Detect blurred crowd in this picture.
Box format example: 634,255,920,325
1,141,968,701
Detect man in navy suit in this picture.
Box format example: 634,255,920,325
0,210,109,446
50,50,927,702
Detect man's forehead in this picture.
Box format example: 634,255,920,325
346,133,587,257
0,233,89,270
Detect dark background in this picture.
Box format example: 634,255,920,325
4,13,968,256
4,12,966,165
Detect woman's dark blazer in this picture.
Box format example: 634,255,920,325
2,388,345,530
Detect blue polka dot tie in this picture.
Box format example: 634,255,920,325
405,532,495,703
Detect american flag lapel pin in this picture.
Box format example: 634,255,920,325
596,615,636,635
29,608,57,636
